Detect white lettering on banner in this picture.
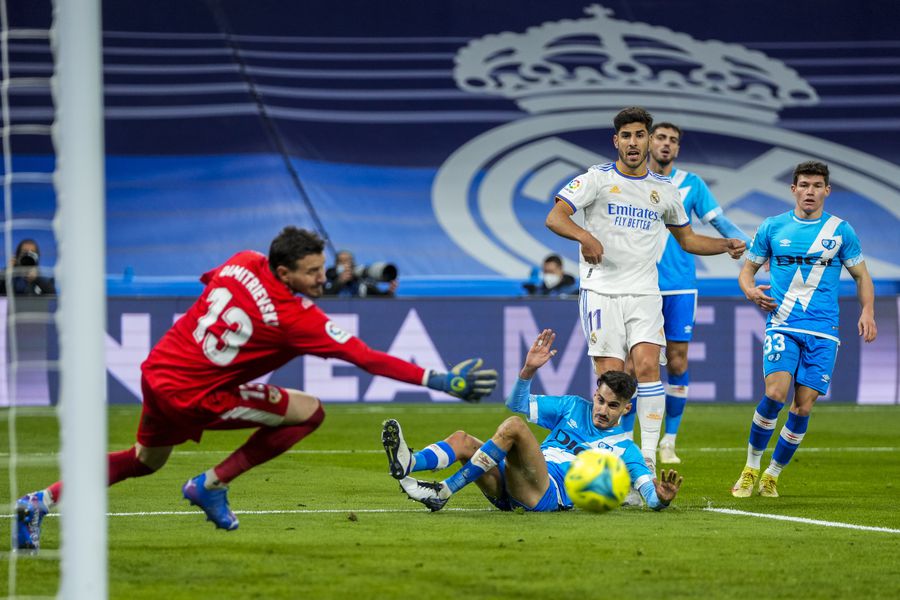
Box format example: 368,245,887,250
734,307,767,400
303,314,359,401
106,313,151,399
687,305,716,400
364,308,449,402
503,306,585,396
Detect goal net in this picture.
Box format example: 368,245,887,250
2,0,107,597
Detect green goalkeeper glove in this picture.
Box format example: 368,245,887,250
426,358,498,403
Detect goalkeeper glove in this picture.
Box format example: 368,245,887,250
426,358,498,403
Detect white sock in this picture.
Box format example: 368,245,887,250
765,461,784,478
637,381,665,468
661,433,677,447
204,468,227,489
746,445,764,470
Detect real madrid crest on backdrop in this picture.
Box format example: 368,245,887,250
432,5,900,279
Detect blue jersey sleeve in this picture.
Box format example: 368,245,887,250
621,442,653,490
710,213,753,245
688,175,720,224
746,219,772,264
838,221,864,267
506,378,577,428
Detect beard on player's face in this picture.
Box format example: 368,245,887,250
623,152,645,170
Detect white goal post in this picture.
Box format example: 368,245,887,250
51,0,107,598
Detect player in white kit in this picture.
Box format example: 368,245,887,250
545,106,746,474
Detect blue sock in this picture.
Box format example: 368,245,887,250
748,395,784,451
664,370,689,435
444,439,506,494
620,394,637,433
411,441,456,473
771,412,810,468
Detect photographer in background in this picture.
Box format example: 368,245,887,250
523,254,578,297
1,239,56,296
324,249,398,298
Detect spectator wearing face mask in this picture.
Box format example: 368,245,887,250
523,254,578,297
1,239,56,296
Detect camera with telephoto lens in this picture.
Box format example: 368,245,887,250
18,250,39,267
354,262,398,282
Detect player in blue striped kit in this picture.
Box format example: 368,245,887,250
383,329,682,512
731,161,877,497
619,122,752,464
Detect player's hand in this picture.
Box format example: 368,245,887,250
859,313,877,343
580,234,604,264
521,329,558,377
747,284,778,312
725,238,746,259
426,358,498,403
653,469,683,505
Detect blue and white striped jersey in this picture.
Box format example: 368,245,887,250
746,210,864,341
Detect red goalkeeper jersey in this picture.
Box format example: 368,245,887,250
142,251,425,407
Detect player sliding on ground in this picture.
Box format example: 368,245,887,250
382,329,682,512
14,227,498,552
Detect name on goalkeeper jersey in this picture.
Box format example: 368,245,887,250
219,264,279,325
608,202,659,231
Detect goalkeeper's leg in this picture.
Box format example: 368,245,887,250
14,444,170,551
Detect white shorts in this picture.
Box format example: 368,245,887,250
578,290,665,361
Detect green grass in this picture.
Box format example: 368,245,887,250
3,403,900,599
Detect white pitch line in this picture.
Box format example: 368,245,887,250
705,507,900,534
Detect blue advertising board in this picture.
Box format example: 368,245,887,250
2,296,897,406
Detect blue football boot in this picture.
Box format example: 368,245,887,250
14,491,50,552
182,473,239,531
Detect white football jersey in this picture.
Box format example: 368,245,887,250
556,162,688,295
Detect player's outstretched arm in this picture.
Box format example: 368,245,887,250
847,262,877,343
668,223,745,258
425,358,499,403
709,213,752,246
653,469,683,506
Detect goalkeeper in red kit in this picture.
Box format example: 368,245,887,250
14,227,497,551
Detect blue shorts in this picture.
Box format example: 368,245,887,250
661,291,697,342
762,329,839,395
482,460,568,512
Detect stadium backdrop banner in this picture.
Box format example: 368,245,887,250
7,1,900,286
2,297,896,406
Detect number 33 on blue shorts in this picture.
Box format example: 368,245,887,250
762,329,839,395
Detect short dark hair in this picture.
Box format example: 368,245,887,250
613,106,653,134
650,122,682,140
543,254,563,268
268,226,325,272
793,161,830,186
597,370,637,402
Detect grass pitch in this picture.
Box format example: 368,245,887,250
3,403,900,599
